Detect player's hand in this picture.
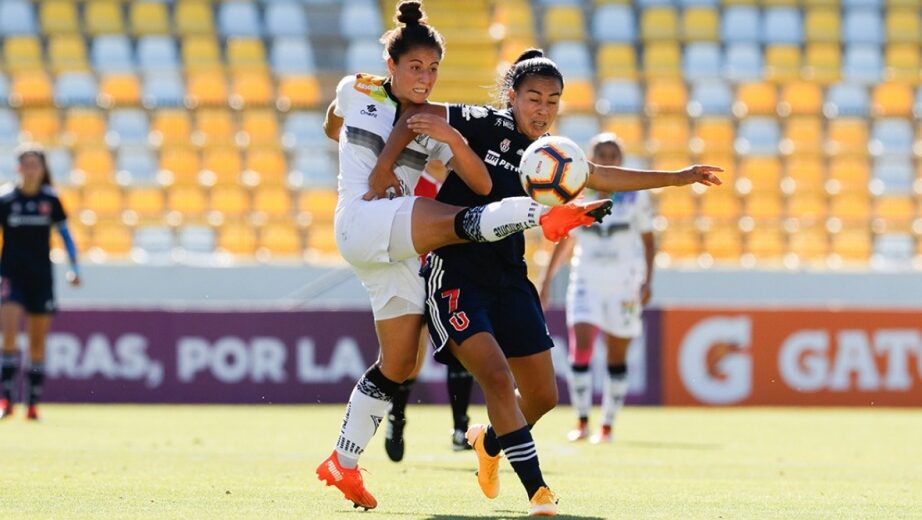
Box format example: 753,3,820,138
640,282,651,305
67,271,81,287
363,164,403,201
406,114,461,145
672,165,723,187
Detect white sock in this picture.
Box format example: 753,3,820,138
456,197,545,242
335,376,393,468
601,373,629,427
568,368,592,421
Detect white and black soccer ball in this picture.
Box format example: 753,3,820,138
518,136,590,206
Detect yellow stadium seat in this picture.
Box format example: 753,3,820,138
659,224,699,260
785,156,826,192
655,187,696,221
886,8,921,44
63,109,107,147
19,109,60,144
699,191,741,222
602,116,644,155
682,7,718,41
693,119,734,154
561,79,595,113
151,110,193,148
160,147,201,185
92,221,132,255
788,226,828,262
828,157,870,191
704,225,743,261
195,109,236,147
747,192,783,221
830,192,871,223
176,0,215,35
241,110,280,147
648,116,690,155
493,1,534,39
803,44,840,84
253,186,293,219
182,36,223,72
500,38,539,65
260,222,302,256
779,81,823,116
740,157,783,192
53,221,88,254
596,44,637,80
306,222,338,256
85,0,125,35
804,8,839,43
231,73,274,108
644,43,681,79
41,0,80,34
4,36,43,72
131,1,170,35
875,196,914,228
872,82,914,117
747,227,785,260
734,82,778,117
56,186,81,216
210,184,250,218
83,185,123,218
202,147,242,185
245,148,287,186
49,35,90,73
125,187,165,219
827,120,868,157
884,44,921,84
74,146,114,185
641,7,679,41
788,191,827,221
99,75,142,107
646,79,687,115
167,185,207,216
542,6,585,42
765,45,801,83
219,222,257,255
187,72,229,107
831,228,871,261
652,154,692,173
227,38,267,72
782,117,823,156
298,189,338,223
276,76,322,110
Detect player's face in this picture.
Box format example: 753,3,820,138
508,75,562,140
387,46,441,105
592,143,623,167
18,154,45,188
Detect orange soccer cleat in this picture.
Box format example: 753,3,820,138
528,486,559,516
566,420,589,442
466,424,502,499
0,398,12,419
539,199,613,242
590,425,613,444
26,404,39,421
315,451,378,511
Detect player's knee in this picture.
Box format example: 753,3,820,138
379,356,417,382
532,385,559,416
477,365,516,397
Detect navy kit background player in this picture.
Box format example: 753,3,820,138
0,145,81,421
540,134,655,444
371,49,721,516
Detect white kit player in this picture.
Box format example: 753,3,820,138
539,133,655,444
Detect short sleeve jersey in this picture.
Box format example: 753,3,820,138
433,104,537,283
570,190,653,283
333,74,453,204
0,184,67,277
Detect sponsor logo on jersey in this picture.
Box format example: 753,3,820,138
494,118,515,131
499,138,511,153
360,104,378,118
484,150,501,166
462,105,489,120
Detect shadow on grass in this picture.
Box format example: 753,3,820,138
618,439,722,450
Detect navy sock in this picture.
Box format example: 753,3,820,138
28,361,44,406
497,426,546,499
1,352,17,402
447,363,473,430
389,378,414,420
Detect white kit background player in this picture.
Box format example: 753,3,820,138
539,133,655,444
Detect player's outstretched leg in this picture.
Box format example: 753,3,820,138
384,378,414,462
539,199,613,242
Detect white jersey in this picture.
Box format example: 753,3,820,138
333,73,453,206
569,190,653,284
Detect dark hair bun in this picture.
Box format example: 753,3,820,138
396,1,425,26
514,48,545,63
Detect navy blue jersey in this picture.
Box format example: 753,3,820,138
0,184,67,277
434,104,537,282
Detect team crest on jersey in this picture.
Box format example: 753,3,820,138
462,105,489,120
499,138,511,153
39,201,51,215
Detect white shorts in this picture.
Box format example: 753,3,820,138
566,275,643,338
334,196,424,319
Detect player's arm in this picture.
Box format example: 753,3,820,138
538,236,576,308
56,221,81,286
641,231,655,305
586,163,723,192
323,99,343,142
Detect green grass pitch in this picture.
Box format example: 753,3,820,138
1,405,920,519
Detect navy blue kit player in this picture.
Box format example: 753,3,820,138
0,145,81,421
370,49,722,516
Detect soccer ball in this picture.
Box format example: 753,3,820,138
518,135,590,206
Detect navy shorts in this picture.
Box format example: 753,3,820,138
423,254,554,365
1,275,56,314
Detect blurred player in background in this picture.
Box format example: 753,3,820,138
0,145,81,421
539,134,654,444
